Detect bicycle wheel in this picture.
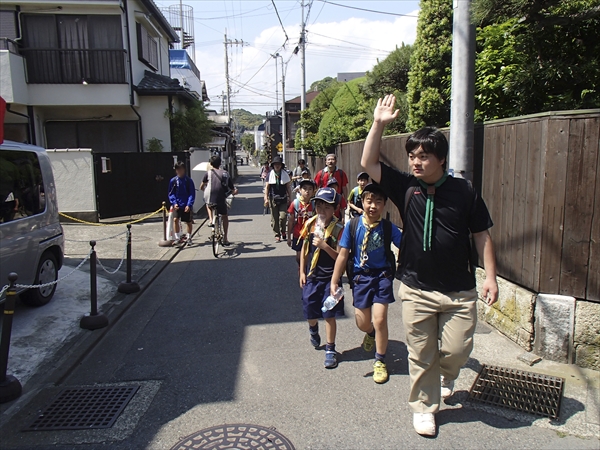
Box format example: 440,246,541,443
212,216,221,257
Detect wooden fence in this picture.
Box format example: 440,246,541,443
285,110,600,301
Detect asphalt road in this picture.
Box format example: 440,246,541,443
1,167,597,449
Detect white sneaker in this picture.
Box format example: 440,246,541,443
413,412,436,436
441,375,454,399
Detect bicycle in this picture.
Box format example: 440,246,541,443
209,205,224,258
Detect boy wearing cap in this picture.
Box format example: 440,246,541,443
348,172,370,218
288,179,316,265
331,183,402,383
298,187,345,369
264,156,292,242
326,178,347,223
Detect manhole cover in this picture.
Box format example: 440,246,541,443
170,424,295,450
468,364,564,419
25,385,139,431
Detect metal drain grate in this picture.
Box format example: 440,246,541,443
25,385,139,431
468,364,564,419
170,424,296,450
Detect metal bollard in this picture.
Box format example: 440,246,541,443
0,273,22,403
158,201,173,247
118,224,140,294
80,241,108,330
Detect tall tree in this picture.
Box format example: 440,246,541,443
474,0,600,120
406,0,453,131
309,76,337,93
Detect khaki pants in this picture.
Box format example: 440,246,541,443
399,283,477,414
270,200,288,237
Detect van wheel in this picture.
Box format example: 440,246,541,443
20,252,58,306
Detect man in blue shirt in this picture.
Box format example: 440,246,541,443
331,183,402,384
168,161,195,246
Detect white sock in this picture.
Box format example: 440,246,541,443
174,233,180,240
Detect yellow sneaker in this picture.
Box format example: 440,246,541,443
373,360,389,384
362,333,375,352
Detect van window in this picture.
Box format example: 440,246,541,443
0,150,46,223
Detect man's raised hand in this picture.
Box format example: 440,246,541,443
373,94,400,126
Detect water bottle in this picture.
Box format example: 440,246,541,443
314,215,326,239
322,287,344,312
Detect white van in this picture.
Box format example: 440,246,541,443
0,141,64,306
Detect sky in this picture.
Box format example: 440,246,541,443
153,1,420,114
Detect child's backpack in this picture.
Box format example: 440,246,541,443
345,216,396,288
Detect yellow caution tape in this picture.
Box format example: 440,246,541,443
59,206,166,227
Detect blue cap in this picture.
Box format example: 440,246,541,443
313,187,338,205
327,177,339,187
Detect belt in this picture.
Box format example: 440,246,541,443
356,267,390,276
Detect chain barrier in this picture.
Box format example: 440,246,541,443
59,206,166,227
0,249,94,296
95,230,129,275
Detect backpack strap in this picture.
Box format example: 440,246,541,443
404,185,418,223
382,219,397,277
345,216,361,289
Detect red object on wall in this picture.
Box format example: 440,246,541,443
0,96,5,144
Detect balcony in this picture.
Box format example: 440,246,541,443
20,48,127,84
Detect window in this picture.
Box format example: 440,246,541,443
45,121,139,153
21,14,125,83
0,10,17,39
0,150,46,223
136,22,159,70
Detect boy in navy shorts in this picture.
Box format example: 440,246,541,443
287,179,316,265
331,183,402,383
299,187,345,369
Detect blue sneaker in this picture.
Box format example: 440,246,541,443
324,351,338,369
310,333,321,349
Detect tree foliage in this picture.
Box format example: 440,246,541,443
474,0,600,120
294,80,343,155
232,108,264,131
309,76,337,92
406,0,453,131
240,133,255,153
166,101,213,151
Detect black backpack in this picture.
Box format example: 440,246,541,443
345,216,396,288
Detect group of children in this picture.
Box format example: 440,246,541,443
287,171,402,383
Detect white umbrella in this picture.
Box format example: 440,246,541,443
192,162,210,171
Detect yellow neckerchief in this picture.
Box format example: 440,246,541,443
299,215,340,277
360,215,382,267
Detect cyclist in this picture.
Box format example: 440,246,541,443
201,155,238,246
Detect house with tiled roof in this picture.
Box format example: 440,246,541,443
0,0,203,152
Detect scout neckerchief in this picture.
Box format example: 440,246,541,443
298,215,340,277
418,172,449,251
359,215,381,267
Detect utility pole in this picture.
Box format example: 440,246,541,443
223,32,245,120
299,0,307,160
449,0,476,181
272,54,279,111
280,55,287,163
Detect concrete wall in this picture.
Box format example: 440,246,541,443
29,84,131,107
138,96,171,152
0,51,28,105
46,149,97,220
574,301,600,370
476,268,600,370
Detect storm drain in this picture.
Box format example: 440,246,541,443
170,424,295,450
25,385,139,431
468,364,564,419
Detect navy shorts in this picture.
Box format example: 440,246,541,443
352,270,395,309
173,207,192,223
302,278,345,320
208,201,227,216
291,237,304,252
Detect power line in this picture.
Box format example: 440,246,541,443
308,31,390,52
271,0,290,45
315,0,417,18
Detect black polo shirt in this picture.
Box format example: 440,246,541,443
379,162,493,293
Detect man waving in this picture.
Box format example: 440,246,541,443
361,94,499,437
